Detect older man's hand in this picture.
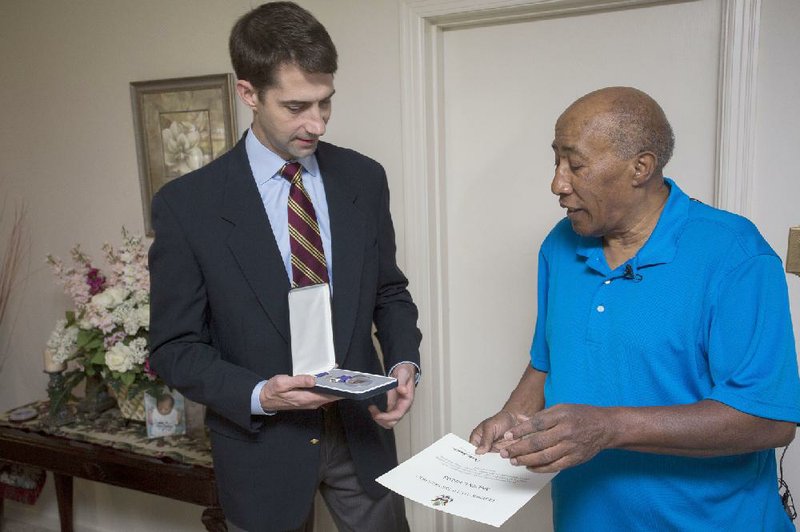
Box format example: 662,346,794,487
469,411,530,455
499,403,615,473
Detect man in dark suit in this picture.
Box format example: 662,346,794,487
148,3,421,530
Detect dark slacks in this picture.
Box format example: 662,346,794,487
227,407,408,532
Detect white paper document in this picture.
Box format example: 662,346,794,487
376,433,556,527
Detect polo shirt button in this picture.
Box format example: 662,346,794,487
310,438,320,445
596,305,605,313
604,280,612,285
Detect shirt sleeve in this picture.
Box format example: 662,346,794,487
251,380,276,416
530,247,551,372
387,361,421,385
706,254,800,422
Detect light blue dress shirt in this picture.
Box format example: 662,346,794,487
244,129,418,414
245,129,333,286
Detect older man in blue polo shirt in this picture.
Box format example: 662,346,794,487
470,86,800,530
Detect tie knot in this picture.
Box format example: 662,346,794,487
280,162,303,183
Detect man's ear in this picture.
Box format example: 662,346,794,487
632,152,657,186
236,80,259,110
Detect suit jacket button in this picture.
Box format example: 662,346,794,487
310,438,320,445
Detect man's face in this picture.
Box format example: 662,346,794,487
550,105,637,238
249,63,335,160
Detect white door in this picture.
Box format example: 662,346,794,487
437,1,721,530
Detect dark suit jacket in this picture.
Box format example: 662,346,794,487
148,134,421,531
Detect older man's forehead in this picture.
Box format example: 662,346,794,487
560,103,614,127
553,113,592,146
557,102,615,132
551,138,587,158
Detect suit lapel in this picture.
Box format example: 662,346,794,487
220,138,290,343
317,145,365,366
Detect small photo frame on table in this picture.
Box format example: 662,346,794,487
130,74,238,235
144,386,187,439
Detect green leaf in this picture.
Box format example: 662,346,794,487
121,372,135,386
86,337,103,350
63,370,85,390
89,350,106,365
49,370,86,414
76,329,93,348
76,335,87,348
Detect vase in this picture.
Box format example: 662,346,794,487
76,373,115,419
114,384,146,422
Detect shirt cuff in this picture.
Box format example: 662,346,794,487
388,361,421,385
251,380,277,416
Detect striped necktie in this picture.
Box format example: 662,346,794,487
281,162,329,287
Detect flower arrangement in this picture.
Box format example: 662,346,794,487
45,228,157,397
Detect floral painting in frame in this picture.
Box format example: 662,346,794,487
130,74,237,235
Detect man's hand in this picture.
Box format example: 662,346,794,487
260,374,340,411
469,411,530,454
499,403,614,473
368,363,417,429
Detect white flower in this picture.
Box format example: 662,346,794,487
137,304,150,330
105,342,136,373
45,319,67,350
91,287,127,309
116,302,142,336
45,319,79,364
132,289,149,305
129,337,148,365
162,120,208,176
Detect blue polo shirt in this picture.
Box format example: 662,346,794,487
530,179,800,531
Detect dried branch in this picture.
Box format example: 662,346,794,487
0,200,26,370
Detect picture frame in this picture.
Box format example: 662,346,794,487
144,386,187,439
130,74,238,235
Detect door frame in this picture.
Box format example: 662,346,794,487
396,1,760,529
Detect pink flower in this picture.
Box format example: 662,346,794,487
86,267,106,296
103,331,126,350
143,358,158,379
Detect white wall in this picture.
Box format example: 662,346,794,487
438,3,721,530
0,1,404,530
753,0,800,509
1,1,799,531
440,0,721,443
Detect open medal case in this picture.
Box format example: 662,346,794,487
289,284,397,400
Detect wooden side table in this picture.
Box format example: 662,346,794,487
0,402,225,532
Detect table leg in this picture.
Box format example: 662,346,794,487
52,473,73,532
201,506,227,532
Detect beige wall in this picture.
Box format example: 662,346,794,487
1,1,799,531
753,0,800,504
0,1,404,530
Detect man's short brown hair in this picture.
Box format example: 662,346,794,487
229,1,338,93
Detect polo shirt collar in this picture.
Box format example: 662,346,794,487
575,178,689,272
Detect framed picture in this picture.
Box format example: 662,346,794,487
130,74,238,235
144,386,187,439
